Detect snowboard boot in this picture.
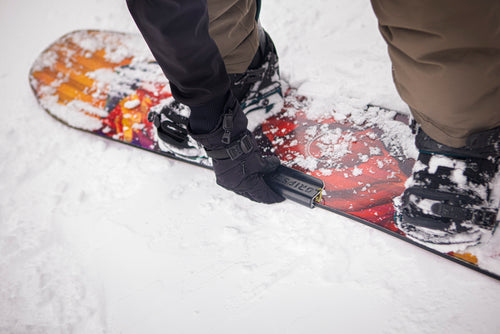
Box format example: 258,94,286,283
229,27,282,113
395,127,500,246
149,27,281,156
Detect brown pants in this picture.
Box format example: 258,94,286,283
372,0,500,147
209,0,500,147
208,0,259,74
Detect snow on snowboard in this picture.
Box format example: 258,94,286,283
30,30,500,281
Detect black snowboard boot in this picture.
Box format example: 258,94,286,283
229,27,282,113
395,127,500,246
149,27,281,157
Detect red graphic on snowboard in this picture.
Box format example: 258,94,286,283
261,102,408,232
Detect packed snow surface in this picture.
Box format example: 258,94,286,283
1,1,499,334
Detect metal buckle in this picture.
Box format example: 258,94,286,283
233,68,266,86
227,145,242,160
226,135,254,160
240,135,253,154
223,114,233,130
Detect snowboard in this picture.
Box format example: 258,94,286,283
30,30,500,281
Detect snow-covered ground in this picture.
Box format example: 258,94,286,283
1,0,499,333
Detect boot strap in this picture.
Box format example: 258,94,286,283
206,134,254,160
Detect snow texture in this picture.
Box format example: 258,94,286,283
1,1,500,334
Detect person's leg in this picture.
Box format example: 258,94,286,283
207,0,281,105
207,0,260,74
371,0,500,245
371,0,500,148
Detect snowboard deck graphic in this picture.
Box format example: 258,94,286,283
30,30,500,281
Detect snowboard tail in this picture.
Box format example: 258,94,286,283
30,30,500,281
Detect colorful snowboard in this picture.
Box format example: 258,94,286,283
30,30,500,281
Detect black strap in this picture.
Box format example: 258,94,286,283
231,67,266,86
148,103,191,149
430,202,497,230
206,134,254,160
402,187,498,230
416,127,500,159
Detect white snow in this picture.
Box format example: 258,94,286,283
1,1,500,334
352,166,363,177
124,99,140,109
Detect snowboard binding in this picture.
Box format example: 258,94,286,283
147,98,207,160
232,29,283,115
395,127,500,246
